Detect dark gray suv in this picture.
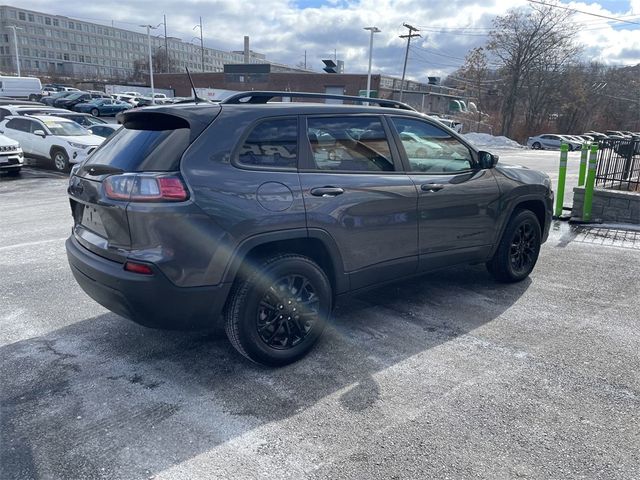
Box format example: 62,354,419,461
66,92,553,366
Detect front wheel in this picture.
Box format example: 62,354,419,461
531,142,541,150
487,210,541,283
90,108,100,117
52,149,70,173
224,254,332,366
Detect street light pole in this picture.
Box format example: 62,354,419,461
8,26,23,76
140,24,159,104
193,18,205,72
364,26,381,98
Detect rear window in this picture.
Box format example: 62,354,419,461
84,126,190,172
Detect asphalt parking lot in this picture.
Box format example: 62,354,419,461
1,161,639,479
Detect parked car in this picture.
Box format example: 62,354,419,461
41,86,58,97
42,91,76,106
121,91,142,97
0,133,24,175
0,76,43,101
0,105,69,121
0,115,104,172
38,111,108,128
65,92,553,366
54,92,93,110
87,123,122,138
73,98,132,116
527,134,581,150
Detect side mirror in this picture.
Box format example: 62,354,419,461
478,150,498,169
33,129,46,137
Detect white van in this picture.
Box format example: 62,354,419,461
0,76,43,101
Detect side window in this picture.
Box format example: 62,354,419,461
0,108,9,121
237,118,298,169
6,118,30,132
391,117,473,173
307,116,394,172
29,120,43,133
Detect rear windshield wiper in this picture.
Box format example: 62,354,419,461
82,164,125,176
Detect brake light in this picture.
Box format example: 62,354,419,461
103,174,188,202
124,261,153,275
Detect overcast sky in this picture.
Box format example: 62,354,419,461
14,0,640,80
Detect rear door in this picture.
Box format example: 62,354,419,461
388,116,501,271
299,114,419,290
3,118,32,153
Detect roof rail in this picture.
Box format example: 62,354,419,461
220,91,416,111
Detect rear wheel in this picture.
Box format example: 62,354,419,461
531,142,541,150
90,108,100,117
487,209,541,283
52,149,70,173
224,254,332,366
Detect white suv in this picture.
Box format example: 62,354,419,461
0,133,23,175
0,115,104,172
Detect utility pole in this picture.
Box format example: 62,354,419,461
199,17,205,72
399,23,420,103
304,50,307,70
140,24,159,103
163,14,169,73
8,26,23,76
364,26,381,98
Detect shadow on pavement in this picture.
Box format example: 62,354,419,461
0,264,530,479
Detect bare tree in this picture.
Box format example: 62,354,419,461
459,47,488,131
488,1,580,137
130,47,177,81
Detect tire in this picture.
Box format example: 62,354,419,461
52,149,70,173
90,108,100,117
531,142,541,150
487,209,541,283
224,253,332,366
28,94,38,101
5,167,21,176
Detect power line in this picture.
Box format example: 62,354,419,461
527,0,640,26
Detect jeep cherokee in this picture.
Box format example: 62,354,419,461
66,92,553,366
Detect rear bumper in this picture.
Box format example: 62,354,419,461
66,235,231,330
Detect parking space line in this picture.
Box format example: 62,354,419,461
0,237,67,251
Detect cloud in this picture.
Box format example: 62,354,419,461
14,0,640,80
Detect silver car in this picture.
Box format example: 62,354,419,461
527,134,581,151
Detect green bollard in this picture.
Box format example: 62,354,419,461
582,144,599,222
578,143,589,186
554,143,569,217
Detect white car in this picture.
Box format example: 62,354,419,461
0,115,104,172
0,133,24,175
0,105,69,122
527,134,581,151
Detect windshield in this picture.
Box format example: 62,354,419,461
42,119,89,136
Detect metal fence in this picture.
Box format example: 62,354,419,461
596,138,640,191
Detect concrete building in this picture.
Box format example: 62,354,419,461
0,5,268,79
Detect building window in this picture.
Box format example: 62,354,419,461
53,18,59,27
28,13,34,22
45,17,51,25
18,11,25,21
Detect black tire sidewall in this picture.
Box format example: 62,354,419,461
502,210,541,281
532,142,541,149
91,109,99,117
231,257,331,366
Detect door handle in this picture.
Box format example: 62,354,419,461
421,183,446,192
310,186,345,197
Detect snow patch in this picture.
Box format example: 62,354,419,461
463,132,523,150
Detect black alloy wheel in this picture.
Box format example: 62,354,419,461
487,209,541,283
256,274,319,349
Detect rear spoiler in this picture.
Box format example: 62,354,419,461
116,105,221,141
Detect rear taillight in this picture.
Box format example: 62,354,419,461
103,174,188,202
124,261,153,275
